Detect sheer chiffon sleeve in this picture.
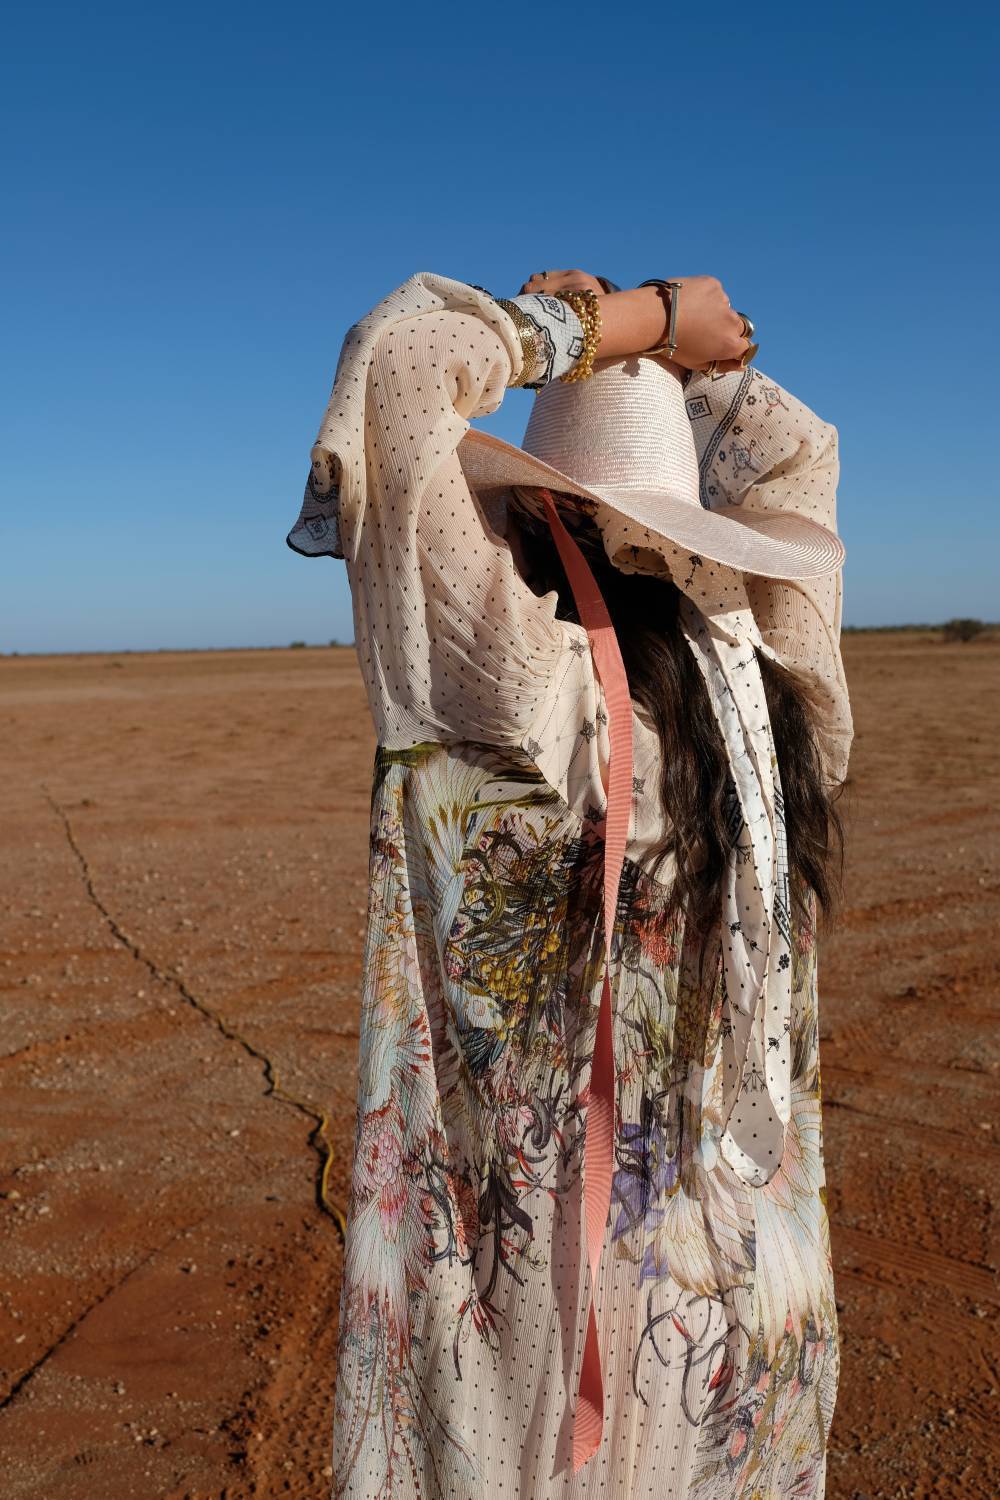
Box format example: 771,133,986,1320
343,307,575,748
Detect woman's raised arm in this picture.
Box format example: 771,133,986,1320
518,269,752,372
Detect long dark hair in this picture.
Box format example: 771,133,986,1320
511,498,844,937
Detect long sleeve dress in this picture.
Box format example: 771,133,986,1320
288,283,850,1500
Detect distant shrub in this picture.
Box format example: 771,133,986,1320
941,618,986,643
289,640,307,649
329,638,339,647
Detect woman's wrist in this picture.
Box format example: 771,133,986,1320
513,271,670,365
592,286,674,363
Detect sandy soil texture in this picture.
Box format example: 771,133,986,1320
1,634,997,1499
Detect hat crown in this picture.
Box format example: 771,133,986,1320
522,354,700,504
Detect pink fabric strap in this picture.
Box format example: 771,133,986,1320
537,489,634,1474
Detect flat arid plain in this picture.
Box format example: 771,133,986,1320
2,632,997,1499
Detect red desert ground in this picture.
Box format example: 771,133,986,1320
2,631,997,1498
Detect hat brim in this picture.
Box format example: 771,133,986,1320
459,429,844,582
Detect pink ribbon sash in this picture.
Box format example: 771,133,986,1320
536,489,634,1475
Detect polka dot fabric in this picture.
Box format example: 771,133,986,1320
678,596,793,1185
684,367,853,787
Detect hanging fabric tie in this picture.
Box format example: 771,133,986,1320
536,488,633,1474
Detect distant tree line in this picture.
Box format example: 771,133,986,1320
941,618,989,643
287,640,355,649
840,620,995,642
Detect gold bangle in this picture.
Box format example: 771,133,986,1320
494,297,542,387
553,288,602,382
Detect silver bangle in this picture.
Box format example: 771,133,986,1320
638,278,683,359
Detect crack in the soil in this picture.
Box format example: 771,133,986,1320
824,1094,1000,1150
41,787,347,1238
0,1209,215,1412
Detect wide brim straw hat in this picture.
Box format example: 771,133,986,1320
458,351,844,581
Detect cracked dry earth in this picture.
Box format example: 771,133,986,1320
1,635,997,1500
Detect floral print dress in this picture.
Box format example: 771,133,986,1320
289,293,846,1499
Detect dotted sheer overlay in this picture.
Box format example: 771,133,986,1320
683,367,852,788
287,275,847,1498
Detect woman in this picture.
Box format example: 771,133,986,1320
288,267,852,1498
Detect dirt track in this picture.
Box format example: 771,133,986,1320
2,634,997,1499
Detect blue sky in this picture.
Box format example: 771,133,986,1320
2,1,997,652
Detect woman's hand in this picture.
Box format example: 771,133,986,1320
657,277,749,373
516,269,750,372
518,269,607,297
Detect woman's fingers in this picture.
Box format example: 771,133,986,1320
720,306,750,360
518,269,606,296
519,271,554,294
693,347,753,375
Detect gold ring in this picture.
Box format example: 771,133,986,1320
740,342,759,369
704,361,718,377
736,311,755,339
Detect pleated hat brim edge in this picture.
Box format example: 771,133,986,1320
459,428,844,582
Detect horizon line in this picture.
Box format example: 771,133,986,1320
3,620,999,661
